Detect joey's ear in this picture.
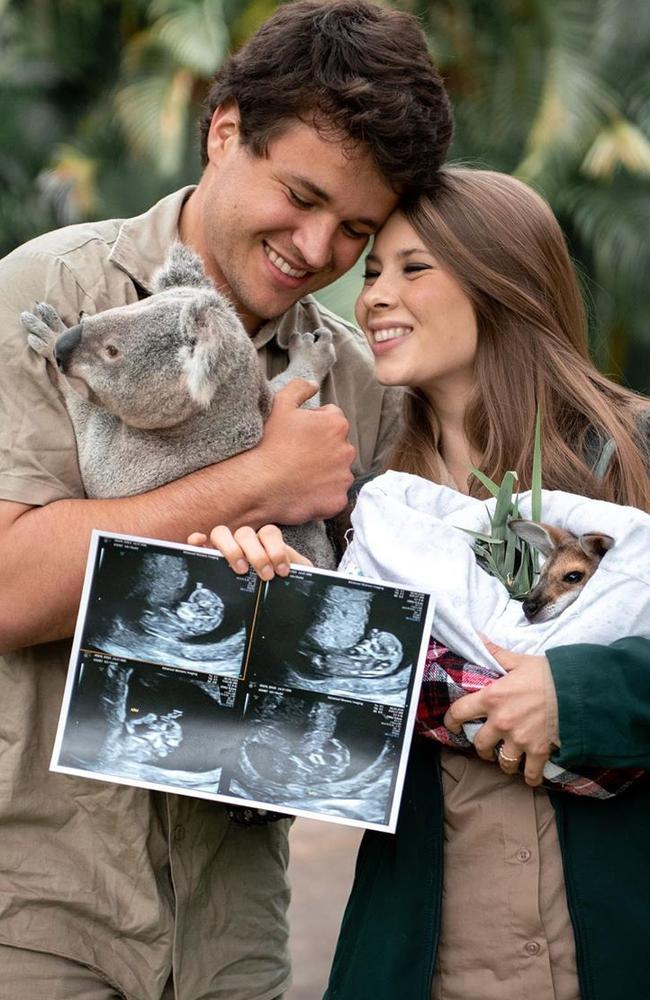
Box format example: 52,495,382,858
508,519,564,556
153,243,212,293
579,533,615,560
206,103,240,162
180,294,223,407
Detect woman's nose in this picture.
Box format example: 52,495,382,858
363,277,397,310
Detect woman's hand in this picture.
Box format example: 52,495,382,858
187,524,312,581
442,638,560,787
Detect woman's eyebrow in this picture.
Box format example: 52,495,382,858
365,246,431,263
398,247,432,258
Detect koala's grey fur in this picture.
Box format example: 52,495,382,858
22,243,337,567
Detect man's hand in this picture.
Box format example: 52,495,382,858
443,639,559,787
252,379,355,525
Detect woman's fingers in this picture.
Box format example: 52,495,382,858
522,752,546,787
187,532,208,547
208,524,310,580
209,525,266,576
496,743,523,775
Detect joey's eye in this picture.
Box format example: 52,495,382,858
105,344,119,359
562,571,585,584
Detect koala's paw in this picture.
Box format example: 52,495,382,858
288,328,336,382
21,302,66,360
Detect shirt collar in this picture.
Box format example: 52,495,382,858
251,297,323,352
108,186,196,294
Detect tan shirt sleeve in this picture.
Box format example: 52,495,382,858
0,249,93,505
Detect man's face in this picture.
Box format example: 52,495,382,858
184,108,398,333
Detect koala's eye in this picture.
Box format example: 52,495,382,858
563,571,585,584
105,344,120,359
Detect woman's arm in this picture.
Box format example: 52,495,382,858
444,636,650,780
548,636,650,769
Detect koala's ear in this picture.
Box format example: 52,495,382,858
153,243,212,292
507,519,566,555
180,294,223,407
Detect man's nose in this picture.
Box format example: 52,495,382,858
54,324,82,371
292,219,337,271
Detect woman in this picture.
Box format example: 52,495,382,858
195,169,650,1000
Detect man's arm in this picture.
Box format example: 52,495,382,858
0,379,355,653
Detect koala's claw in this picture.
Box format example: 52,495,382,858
22,303,67,361
288,328,336,380
35,301,66,334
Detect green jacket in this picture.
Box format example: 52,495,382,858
325,636,650,1000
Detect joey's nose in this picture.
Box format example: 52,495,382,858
522,597,540,620
54,325,82,371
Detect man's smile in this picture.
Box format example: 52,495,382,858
263,241,310,281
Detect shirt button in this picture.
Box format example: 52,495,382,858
516,848,532,863
525,941,541,956
173,824,186,843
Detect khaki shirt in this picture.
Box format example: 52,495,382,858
0,189,401,999
432,751,579,1000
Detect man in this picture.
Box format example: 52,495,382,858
0,2,452,997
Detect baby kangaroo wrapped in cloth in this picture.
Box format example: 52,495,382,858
340,471,650,797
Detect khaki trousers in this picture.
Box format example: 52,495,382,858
0,944,175,1000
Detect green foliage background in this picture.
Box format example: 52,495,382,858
2,0,649,391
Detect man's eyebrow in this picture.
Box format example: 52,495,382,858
287,174,380,229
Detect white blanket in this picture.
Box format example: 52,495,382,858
341,471,650,669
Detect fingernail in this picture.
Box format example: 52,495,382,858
235,559,248,573
260,564,274,580
277,562,290,576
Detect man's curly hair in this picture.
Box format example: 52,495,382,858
198,0,453,200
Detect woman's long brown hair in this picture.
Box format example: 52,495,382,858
389,168,650,511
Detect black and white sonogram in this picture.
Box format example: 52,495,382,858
82,538,258,676
58,656,245,791
228,689,397,824
251,574,427,705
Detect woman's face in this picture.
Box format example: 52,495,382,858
355,212,478,400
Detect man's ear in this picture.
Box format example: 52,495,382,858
180,294,223,407
206,103,241,163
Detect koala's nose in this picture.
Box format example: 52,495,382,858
54,324,82,371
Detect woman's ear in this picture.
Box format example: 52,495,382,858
206,103,241,164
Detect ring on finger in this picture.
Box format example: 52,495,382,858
498,746,522,765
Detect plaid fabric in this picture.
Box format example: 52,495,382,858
416,637,644,799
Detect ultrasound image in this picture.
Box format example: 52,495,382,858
229,689,396,824
59,657,245,791
251,578,417,705
83,543,256,676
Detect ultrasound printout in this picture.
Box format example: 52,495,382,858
51,531,434,832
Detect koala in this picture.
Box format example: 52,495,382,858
22,243,337,567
